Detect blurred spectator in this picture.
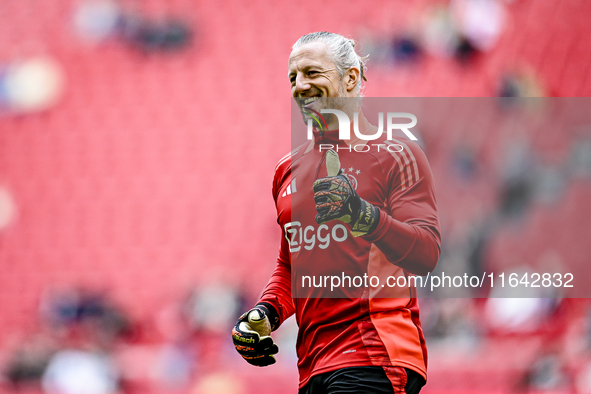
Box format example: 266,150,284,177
485,292,559,334
450,0,506,52
421,298,480,344
534,163,566,205
391,35,423,64
363,0,506,68
422,5,460,58
40,288,132,345
184,282,243,334
2,288,136,391
422,0,505,64
498,73,522,98
5,289,139,394
454,36,480,64
498,68,546,98
122,17,192,53
41,349,120,394
0,57,64,114
521,353,570,391
74,1,192,53
73,0,121,42
452,143,479,181
4,333,57,390
569,132,591,179
497,138,536,219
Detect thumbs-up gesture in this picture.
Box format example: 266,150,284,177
312,150,380,237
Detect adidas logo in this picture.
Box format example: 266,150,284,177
282,178,297,197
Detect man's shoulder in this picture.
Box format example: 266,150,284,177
273,141,312,175
372,134,424,154
272,142,312,202
365,135,430,190
366,135,427,165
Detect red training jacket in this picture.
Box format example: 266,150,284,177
259,129,441,389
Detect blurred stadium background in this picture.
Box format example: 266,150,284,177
0,0,590,393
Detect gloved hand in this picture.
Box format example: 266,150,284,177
232,306,278,367
313,150,380,237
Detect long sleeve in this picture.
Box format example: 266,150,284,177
364,140,441,276
256,154,296,330
257,234,296,329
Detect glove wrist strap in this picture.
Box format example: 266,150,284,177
351,199,380,237
255,302,280,331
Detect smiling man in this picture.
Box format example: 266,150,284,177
232,32,441,394
289,35,364,134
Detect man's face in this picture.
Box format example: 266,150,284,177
288,41,358,130
288,41,344,101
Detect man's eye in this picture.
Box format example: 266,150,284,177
308,71,318,76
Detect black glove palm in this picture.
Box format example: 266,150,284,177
232,307,279,367
313,149,380,237
313,173,380,237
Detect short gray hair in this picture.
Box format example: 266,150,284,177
292,31,368,95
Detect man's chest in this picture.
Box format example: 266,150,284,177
275,150,387,252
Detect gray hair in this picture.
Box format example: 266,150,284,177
292,32,368,95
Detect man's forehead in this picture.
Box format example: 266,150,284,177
288,41,333,71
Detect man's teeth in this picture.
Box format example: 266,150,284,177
304,97,319,105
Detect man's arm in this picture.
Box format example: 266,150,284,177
364,212,440,276
232,156,296,366
314,143,440,276
258,154,297,328
257,236,296,329
364,140,441,276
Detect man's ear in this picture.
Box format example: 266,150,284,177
344,67,360,93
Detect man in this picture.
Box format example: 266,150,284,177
232,32,441,394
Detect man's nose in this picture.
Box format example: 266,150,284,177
293,74,311,96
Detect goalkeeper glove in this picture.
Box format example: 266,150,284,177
232,305,278,367
313,150,380,237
